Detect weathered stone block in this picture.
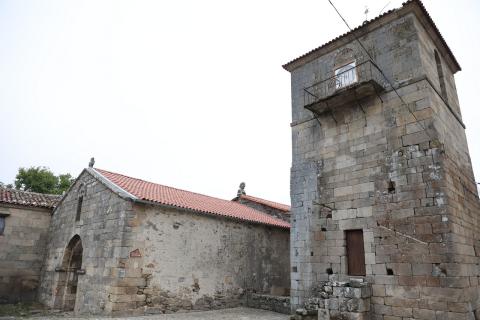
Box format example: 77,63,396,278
385,285,419,299
372,284,386,297
412,308,436,320
391,306,412,317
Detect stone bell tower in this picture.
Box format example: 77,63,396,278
283,0,480,319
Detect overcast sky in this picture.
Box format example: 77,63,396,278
0,0,479,204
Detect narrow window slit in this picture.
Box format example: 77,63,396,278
388,180,396,193
75,196,83,221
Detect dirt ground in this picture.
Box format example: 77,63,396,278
0,307,290,320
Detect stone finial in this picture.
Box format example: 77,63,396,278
237,182,246,197
88,157,95,168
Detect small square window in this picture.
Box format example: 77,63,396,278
334,61,357,89
0,216,5,235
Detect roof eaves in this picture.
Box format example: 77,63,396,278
282,7,397,72
88,168,138,201
134,197,290,229
238,195,291,212
407,0,461,72
0,187,60,210
0,200,57,210
93,168,290,229
282,0,460,73
52,168,138,214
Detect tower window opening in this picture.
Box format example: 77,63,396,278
434,50,448,101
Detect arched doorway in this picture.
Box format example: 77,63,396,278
54,235,83,311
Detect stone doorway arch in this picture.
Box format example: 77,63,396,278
54,235,83,311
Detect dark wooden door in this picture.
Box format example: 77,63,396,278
346,230,366,276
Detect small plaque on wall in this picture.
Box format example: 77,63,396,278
130,248,142,258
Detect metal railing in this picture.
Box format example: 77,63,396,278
303,60,385,107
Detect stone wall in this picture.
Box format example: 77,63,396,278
38,169,290,316
38,170,134,315
0,204,51,303
246,293,290,314
293,279,372,320
106,203,290,315
288,6,480,320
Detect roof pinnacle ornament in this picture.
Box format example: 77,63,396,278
237,182,246,197
88,157,95,168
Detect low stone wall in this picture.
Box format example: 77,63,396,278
293,279,372,320
246,293,290,314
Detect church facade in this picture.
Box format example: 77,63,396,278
1,166,290,316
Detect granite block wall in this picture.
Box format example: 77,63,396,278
38,169,290,316
38,170,134,315
105,203,290,315
288,7,480,320
0,205,51,303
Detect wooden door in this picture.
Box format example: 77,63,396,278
346,230,366,276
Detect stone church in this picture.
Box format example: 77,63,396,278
0,165,290,315
284,0,480,319
1,0,480,319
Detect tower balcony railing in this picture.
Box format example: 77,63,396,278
303,60,386,114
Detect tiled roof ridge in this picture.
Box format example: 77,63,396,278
239,194,291,212
0,186,59,198
282,0,460,72
95,168,230,201
0,186,61,209
93,168,290,229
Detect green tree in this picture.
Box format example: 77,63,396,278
57,173,75,194
14,167,74,194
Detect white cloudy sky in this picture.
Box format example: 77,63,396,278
0,0,479,204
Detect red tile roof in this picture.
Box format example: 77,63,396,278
283,0,461,72
239,194,291,213
94,169,290,229
0,187,60,209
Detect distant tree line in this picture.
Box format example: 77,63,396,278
0,166,75,195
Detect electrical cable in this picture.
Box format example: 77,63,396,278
327,0,437,145
327,0,480,195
